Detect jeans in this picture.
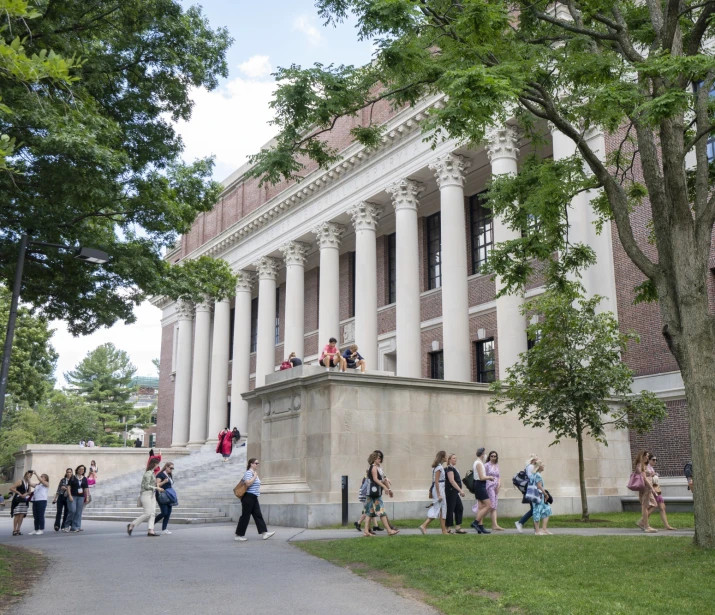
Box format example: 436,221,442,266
32,501,47,531
155,502,173,531
518,503,534,526
235,493,268,536
445,490,464,527
65,497,85,530
54,497,69,530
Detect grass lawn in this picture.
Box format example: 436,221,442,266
0,545,46,614
324,511,695,530
297,535,713,615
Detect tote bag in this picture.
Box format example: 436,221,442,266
626,472,645,492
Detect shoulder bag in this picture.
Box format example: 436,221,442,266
368,465,382,499
524,480,541,504
233,480,247,499
626,471,645,492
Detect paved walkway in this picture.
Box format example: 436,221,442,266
1,518,693,615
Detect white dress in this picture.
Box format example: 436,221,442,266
427,465,447,519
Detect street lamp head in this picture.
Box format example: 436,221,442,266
74,247,109,264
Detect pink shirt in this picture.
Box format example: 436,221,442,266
320,344,340,360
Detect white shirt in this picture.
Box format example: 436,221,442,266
33,484,48,502
473,458,485,480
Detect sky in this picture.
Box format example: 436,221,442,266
50,1,374,385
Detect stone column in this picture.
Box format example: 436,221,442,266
429,153,471,381
551,125,618,315
280,241,309,362
187,300,211,447
207,297,231,441
171,301,194,447
313,222,345,351
254,256,281,387
230,272,254,434
348,202,381,368
387,179,423,378
487,125,529,378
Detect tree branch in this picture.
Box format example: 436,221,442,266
531,10,619,41
686,2,715,55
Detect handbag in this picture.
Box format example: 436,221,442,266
626,471,645,492
525,481,541,504
544,489,553,505
462,470,476,493
233,480,247,499
157,490,170,504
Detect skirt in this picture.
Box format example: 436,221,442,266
12,499,29,516
474,480,489,501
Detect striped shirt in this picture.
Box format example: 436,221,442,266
244,469,261,496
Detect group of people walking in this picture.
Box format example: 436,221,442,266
127,451,178,537
9,461,98,536
632,450,676,533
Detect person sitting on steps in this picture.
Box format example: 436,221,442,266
342,344,366,373
319,337,346,371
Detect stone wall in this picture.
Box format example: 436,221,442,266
243,367,633,527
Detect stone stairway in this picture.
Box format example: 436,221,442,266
1,446,247,524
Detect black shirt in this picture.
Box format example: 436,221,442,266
445,465,462,493
68,476,88,497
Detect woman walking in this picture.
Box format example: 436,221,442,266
127,458,164,537
530,460,553,535
361,450,399,537
235,458,275,541
444,454,467,534
29,473,50,535
53,468,72,531
63,465,89,532
9,470,34,536
484,451,504,531
470,448,495,534
216,428,233,461
633,450,658,533
647,454,676,530
515,454,538,533
419,451,448,535
154,462,177,534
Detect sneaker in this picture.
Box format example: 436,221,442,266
70,529,79,533
235,536,247,542
373,526,385,532
515,522,523,533
62,528,70,533
36,530,44,535
354,521,361,532
163,530,172,535
262,531,275,540
28,531,36,535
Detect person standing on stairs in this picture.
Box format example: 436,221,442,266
217,427,233,461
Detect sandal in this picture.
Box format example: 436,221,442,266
455,529,468,534
419,526,426,535
363,532,374,537
388,529,400,536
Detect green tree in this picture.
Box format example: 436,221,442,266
64,343,144,445
249,0,715,548
0,0,234,335
0,285,57,409
489,283,666,520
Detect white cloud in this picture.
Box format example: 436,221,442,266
293,15,323,46
51,301,161,387
175,75,278,181
238,55,272,79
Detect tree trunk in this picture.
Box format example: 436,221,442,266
576,428,589,521
666,308,715,549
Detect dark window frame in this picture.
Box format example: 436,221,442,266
426,212,441,290
387,232,396,304
475,338,496,383
250,297,258,353
349,251,356,318
429,350,444,380
469,192,493,275
275,287,281,345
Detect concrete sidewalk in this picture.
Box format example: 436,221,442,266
0,518,437,615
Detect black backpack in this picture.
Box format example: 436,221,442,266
512,469,529,494
462,470,476,493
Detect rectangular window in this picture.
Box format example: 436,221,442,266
387,233,396,304
426,212,441,290
470,192,493,275
429,350,444,380
349,251,356,318
149,434,156,448
476,339,496,383
229,307,235,361
151,413,157,425
171,324,179,373
527,328,541,351
275,288,280,345
250,297,258,353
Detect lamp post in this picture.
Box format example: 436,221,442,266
0,234,109,427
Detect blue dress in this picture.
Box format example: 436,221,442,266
531,472,552,522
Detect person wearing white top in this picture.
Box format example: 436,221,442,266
29,473,50,535
419,451,448,535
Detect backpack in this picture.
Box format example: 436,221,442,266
358,477,369,502
462,470,476,493
512,469,529,494
279,360,292,371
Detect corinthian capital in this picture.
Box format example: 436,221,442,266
312,221,345,249
235,270,256,293
279,241,310,267
429,153,470,189
486,125,519,163
253,256,281,281
176,300,195,320
348,202,382,231
387,179,423,212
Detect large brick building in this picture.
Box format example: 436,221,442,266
153,94,711,476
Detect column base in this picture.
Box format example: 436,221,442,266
185,441,206,450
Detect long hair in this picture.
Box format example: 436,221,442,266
147,458,161,471
432,450,447,468
633,450,649,470
487,450,499,464
246,458,257,470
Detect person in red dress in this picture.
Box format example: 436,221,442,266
216,428,232,461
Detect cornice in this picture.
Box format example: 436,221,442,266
180,95,446,262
